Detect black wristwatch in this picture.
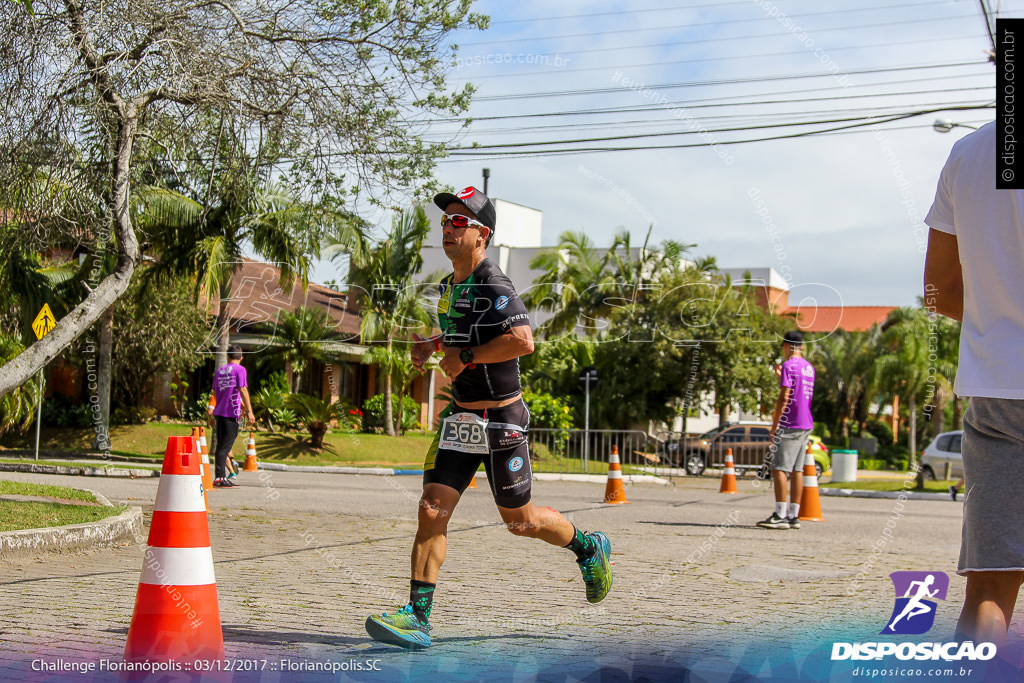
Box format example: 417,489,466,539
459,347,474,365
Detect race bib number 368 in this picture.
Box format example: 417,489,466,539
440,413,489,454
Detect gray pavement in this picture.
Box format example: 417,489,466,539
0,470,1008,682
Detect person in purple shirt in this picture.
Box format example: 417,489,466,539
758,330,816,530
206,345,255,488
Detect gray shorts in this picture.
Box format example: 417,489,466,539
767,427,811,472
958,397,1024,574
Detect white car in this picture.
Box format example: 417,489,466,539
920,430,963,481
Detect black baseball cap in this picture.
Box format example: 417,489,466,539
433,186,497,232
783,330,804,346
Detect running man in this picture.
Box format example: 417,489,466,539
887,574,939,632
758,330,815,530
364,186,613,649
207,345,255,488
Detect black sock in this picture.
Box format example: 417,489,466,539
410,580,435,622
564,526,596,561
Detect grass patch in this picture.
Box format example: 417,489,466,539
822,479,956,493
0,479,97,502
0,500,126,532
0,479,127,532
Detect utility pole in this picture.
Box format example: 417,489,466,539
482,168,490,195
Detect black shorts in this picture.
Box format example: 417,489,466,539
423,398,532,509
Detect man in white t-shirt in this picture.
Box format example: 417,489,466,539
924,120,1024,644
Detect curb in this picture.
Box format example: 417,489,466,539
0,462,159,478
0,487,143,561
820,487,954,501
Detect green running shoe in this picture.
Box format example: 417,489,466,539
364,604,431,649
578,531,613,603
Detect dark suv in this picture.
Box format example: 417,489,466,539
679,422,773,476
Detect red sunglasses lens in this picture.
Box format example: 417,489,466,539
448,214,470,228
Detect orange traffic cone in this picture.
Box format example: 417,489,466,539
124,436,223,665
467,469,477,489
719,448,738,494
798,445,825,522
243,432,259,472
603,445,630,504
197,426,214,493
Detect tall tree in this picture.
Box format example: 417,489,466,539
876,307,948,467
0,0,485,396
328,207,434,436
254,306,347,394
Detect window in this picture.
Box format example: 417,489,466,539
949,434,962,453
749,427,771,442
936,435,953,452
720,428,746,443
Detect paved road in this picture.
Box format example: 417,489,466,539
0,469,1003,682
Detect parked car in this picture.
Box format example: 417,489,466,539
677,422,830,478
919,430,963,481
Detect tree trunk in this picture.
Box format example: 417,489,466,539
953,395,963,430
717,402,729,426
908,394,917,469
91,307,113,451
214,278,232,370
383,338,395,436
0,114,140,398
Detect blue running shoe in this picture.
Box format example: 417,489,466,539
365,604,431,649
578,531,613,603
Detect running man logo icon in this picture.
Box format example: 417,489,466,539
881,571,949,635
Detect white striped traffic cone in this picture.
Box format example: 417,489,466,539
799,445,825,522
719,448,738,494
603,445,630,504
124,436,223,664
243,432,258,472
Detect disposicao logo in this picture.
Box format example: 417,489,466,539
883,571,947,635
831,571,996,662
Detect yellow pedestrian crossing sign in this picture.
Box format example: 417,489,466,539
32,303,56,340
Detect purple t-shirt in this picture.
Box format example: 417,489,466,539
779,356,815,430
212,363,247,418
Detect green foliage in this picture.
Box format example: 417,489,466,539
0,334,41,436
521,388,572,456
40,395,92,429
168,380,190,418
362,394,418,433
285,393,353,449
252,386,289,431
262,371,290,394
184,390,213,423
521,388,574,430
864,418,894,447
255,306,348,393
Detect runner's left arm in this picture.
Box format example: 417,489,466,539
239,386,256,423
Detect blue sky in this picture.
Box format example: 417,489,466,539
314,1,1016,307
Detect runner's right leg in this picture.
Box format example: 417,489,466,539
365,484,461,649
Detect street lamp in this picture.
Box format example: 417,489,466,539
933,118,980,134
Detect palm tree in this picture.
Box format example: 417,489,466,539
254,306,346,393
0,334,42,437
876,308,952,467
807,327,881,445
138,180,354,370
327,207,434,436
523,227,693,339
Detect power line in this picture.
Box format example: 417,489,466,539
444,104,993,151
469,60,985,102
421,70,993,124
442,106,993,157
438,90,994,136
